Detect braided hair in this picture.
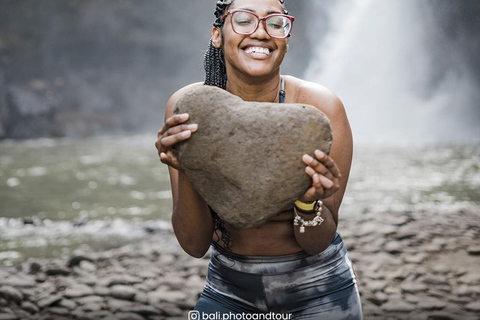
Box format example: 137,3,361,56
205,0,288,251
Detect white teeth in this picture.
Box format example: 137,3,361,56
245,47,270,55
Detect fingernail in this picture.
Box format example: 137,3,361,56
315,150,325,158
181,130,191,138
188,124,198,131
180,113,189,120
323,177,334,188
305,167,315,175
302,154,314,164
313,173,320,184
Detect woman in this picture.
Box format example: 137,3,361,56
155,0,362,318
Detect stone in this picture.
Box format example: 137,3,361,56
110,285,137,300
174,85,332,228
400,283,429,294
126,305,162,317
20,301,39,314
45,265,70,276
465,302,480,312
0,314,18,320
63,284,94,298
381,300,415,313
427,313,455,320
418,298,447,311
466,246,480,255
37,294,62,309
0,286,23,303
2,275,36,288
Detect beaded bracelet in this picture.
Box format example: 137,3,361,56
293,200,324,233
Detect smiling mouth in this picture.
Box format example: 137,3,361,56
244,46,271,57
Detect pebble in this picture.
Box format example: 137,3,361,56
465,302,480,312
400,283,429,294
0,286,23,303
110,285,137,300
20,300,39,314
381,300,416,312
37,294,62,308
466,246,480,256
418,298,447,310
63,284,94,298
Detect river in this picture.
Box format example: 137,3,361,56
0,135,479,266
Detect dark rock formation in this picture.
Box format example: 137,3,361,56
174,86,332,228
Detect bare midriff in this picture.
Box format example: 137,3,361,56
214,209,305,256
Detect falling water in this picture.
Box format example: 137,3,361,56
305,0,480,144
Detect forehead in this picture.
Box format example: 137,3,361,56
230,0,284,13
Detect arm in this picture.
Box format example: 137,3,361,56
293,82,353,255
156,84,214,258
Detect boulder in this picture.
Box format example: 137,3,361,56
174,85,332,228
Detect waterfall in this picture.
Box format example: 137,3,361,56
304,0,480,144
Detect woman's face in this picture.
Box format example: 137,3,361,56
214,0,289,80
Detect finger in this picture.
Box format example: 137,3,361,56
315,150,341,178
159,113,190,135
319,175,334,189
160,130,191,150
166,123,198,136
302,154,334,180
160,151,180,169
302,186,323,201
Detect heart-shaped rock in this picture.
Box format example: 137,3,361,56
173,85,332,228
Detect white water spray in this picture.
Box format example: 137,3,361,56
305,0,480,144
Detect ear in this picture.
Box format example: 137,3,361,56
211,27,222,48
286,38,289,53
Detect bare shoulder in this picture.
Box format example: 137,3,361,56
286,76,346,121
165,82,204,118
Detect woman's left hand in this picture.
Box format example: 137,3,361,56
300,149,341,201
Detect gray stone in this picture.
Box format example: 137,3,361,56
381,300,415,312
0,286,23,303
418,298,447,311
0,314,18,320
400,283,429,294
426,313,455,320
466,246,480,255
45,265,70,276
2,275,36,288
63,284,94,298
37,294,62,309
47,307,69,315
465,302,480,312
20,301,39,314
174,85,332,228
110,285,137,300
125,305,162,317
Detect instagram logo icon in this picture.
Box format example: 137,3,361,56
188,310,200,320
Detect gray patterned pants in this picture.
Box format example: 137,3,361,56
194,233,363,319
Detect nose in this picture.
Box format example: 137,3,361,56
250,19,271,39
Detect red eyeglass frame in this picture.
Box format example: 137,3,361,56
227,9,295,39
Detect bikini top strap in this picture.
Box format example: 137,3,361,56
279,75,285,104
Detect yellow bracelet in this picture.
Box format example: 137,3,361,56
294,200,317,212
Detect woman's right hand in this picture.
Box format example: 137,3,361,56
155,113,198,170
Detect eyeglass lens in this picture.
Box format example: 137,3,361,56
232,11,291,38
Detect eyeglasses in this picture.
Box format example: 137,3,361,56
227,9,294,39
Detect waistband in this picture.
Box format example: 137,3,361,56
210,232,346,275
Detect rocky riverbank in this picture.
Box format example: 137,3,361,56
0,209,479,320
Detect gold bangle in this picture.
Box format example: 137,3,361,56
294,200,316,212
